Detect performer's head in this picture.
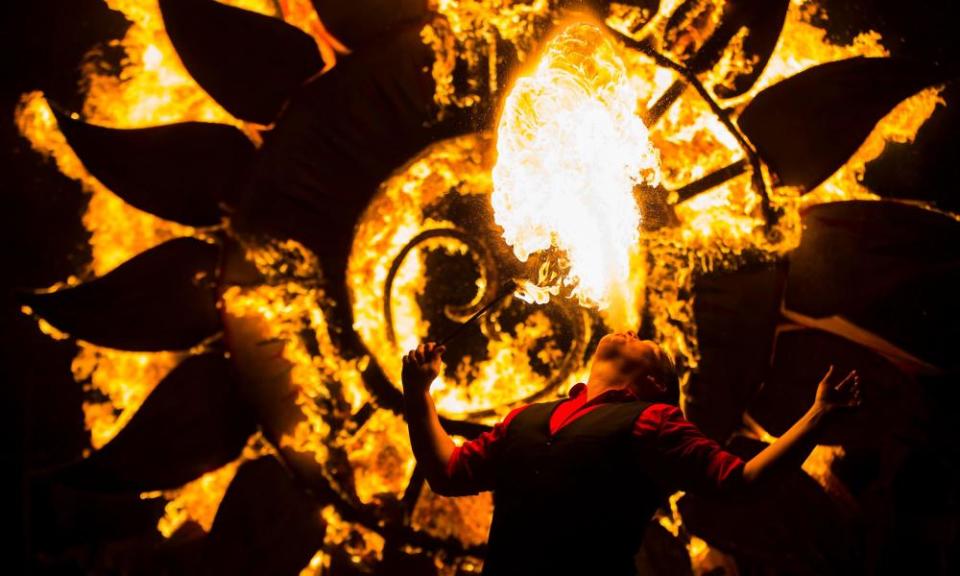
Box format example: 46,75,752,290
590,331,680,404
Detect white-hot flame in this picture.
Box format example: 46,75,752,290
492,22,659,324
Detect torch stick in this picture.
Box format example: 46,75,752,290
437,279,518,348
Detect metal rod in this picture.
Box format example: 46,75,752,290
674,158,748,202
645,78,687,125
607,25,778,227
437,279,518,347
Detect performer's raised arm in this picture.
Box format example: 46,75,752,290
401,342,456,495
741,365,862,487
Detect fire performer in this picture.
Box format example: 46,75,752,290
402,333,862,575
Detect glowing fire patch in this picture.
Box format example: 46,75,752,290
492,22,660,325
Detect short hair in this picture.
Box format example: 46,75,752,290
652,348,680,405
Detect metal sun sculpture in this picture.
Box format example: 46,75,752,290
16,0,958,574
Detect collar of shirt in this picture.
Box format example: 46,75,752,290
550,382,642,434
567,382,641,403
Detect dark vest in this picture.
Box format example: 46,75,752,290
482,398,662,576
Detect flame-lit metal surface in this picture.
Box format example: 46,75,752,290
349,134,595,421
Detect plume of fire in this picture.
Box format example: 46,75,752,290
492,22,660,329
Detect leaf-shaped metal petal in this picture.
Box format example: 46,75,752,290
20,237,221,351
662,0,725,64
786,201,960,370
861,92,960,212
310,0,428,47
235,25,462,313
739,57,955,190
709,0,788,98
53,109,254,225
159,0,323,124
47,353,255,492
198,457,326,575
664,0,788,83
688,262,785,438
594,0,661,43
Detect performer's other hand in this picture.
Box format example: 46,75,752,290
401,342,446,395
813,365,863,414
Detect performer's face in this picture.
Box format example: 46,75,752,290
596,330,658,362
594,331,668,397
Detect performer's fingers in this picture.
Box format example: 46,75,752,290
436,345,446,356
836,370,857,392
822,364,835,383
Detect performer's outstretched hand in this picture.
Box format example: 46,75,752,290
742,364,864,487
402,342,446,395
813,365,863,413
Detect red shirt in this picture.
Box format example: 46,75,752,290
445,382,745,496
